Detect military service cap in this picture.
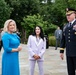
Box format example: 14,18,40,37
66,8,76,15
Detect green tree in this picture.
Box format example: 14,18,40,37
40,0,76,27
21,14,47,38
0,0,11,28
51,0,76,26
5,0,41,28
64,0,76,8
21,14,57,41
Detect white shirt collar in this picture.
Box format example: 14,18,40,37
70,19,76,25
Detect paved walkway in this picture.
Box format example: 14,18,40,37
0,44,67,75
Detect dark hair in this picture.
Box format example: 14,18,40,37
32,26,44,41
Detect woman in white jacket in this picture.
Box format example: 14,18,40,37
27,26,46,75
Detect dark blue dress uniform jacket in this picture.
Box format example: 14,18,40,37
60,20,76,56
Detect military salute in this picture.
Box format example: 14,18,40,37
60,8,76,75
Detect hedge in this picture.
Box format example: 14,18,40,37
49,36,56,46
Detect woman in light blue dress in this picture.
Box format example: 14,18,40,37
2,19,22,75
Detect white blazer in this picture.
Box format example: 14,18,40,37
27,35,46,61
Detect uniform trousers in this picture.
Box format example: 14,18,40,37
55,39,61,50
66,56,76,75
29,60,44,75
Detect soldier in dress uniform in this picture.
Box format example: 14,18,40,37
60,8,76,75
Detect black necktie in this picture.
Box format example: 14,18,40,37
69,23,71,27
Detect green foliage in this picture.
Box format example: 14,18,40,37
40,0,76,27
44,23,57,35
64,0,76,8
49,36,56,46
4,0,76,29
5,0,41,29
0,0,12,28
21,14,48,37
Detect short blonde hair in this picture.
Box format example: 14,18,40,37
3,19,17,32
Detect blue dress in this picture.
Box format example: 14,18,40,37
2,32,20,75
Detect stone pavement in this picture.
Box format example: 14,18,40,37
0,44,67,75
